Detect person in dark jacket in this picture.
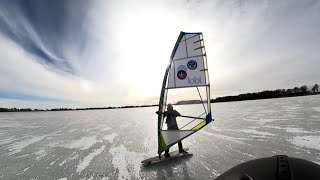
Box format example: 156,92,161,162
157,103,187,158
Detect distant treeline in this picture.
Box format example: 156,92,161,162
211,84,319,103
0,84,318,112
0,104,158,112
174,84,319,105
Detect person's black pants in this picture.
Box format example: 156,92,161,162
165,141,183,154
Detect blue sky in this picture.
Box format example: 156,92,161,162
0,0,319,108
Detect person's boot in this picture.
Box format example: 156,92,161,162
179,149,188,154
164,152,170,158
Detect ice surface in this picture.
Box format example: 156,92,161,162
6,135,48,155
201,131,248,144
285,127,312,133
0,136,15,145
103,133,117,143
0,95,319,179
34,149,47,161
63,136,97,150
49,160,56,166
314,107,320,113
76,145,105,173
290,136,320,151
235,129,276,136
109,145,143,180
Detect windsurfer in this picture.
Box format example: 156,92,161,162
157,103,187,158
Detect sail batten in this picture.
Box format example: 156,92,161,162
157,31,213,155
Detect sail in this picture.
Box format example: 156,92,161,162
157,31,213,155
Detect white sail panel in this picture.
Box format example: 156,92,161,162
173,33,203,60
185,33,199,39
167,56,206,88
161,130,194,146
186,35,203,57
173,41,187,60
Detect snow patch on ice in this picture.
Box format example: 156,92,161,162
213,134,246,144
59,160,67,167
285,127,312,133
64,136,97,150
68,129,77,133
0,123,20,128
49,160,56,166
264,125,284,129
103,133,117,143
59,153,79,166
282,105,300,111
257,118,277,125
57,178,67,180
101,126,111,131
7,135,48,155
211,168,221,178
201,131,248,144
0,116,15,120
48,142,59,147
242,152,255,158
109,145,143,180
256,118,287,125
236,129,276,136
16,166,31,175
34,149,47,161
290,136,320,151
313,107,320,113
79,176,93,180
22,125,42,129
69,154,79,161
211,126,222,132
76,145,105,174
0,136,15,145
201,161,212,171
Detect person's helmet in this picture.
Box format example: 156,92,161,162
167,103,173,110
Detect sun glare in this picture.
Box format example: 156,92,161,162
113,7,185,101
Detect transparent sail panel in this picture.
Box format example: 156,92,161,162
161,130,195,147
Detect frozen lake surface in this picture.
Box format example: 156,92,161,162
0,95,320,179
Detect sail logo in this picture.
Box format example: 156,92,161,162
177,70,187,80
177,65,188,80
176,64,202,84
187,60,197,70
188,76,202,84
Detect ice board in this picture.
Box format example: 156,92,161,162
141,148,191,166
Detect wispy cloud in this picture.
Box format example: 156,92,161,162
0,0,319,108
